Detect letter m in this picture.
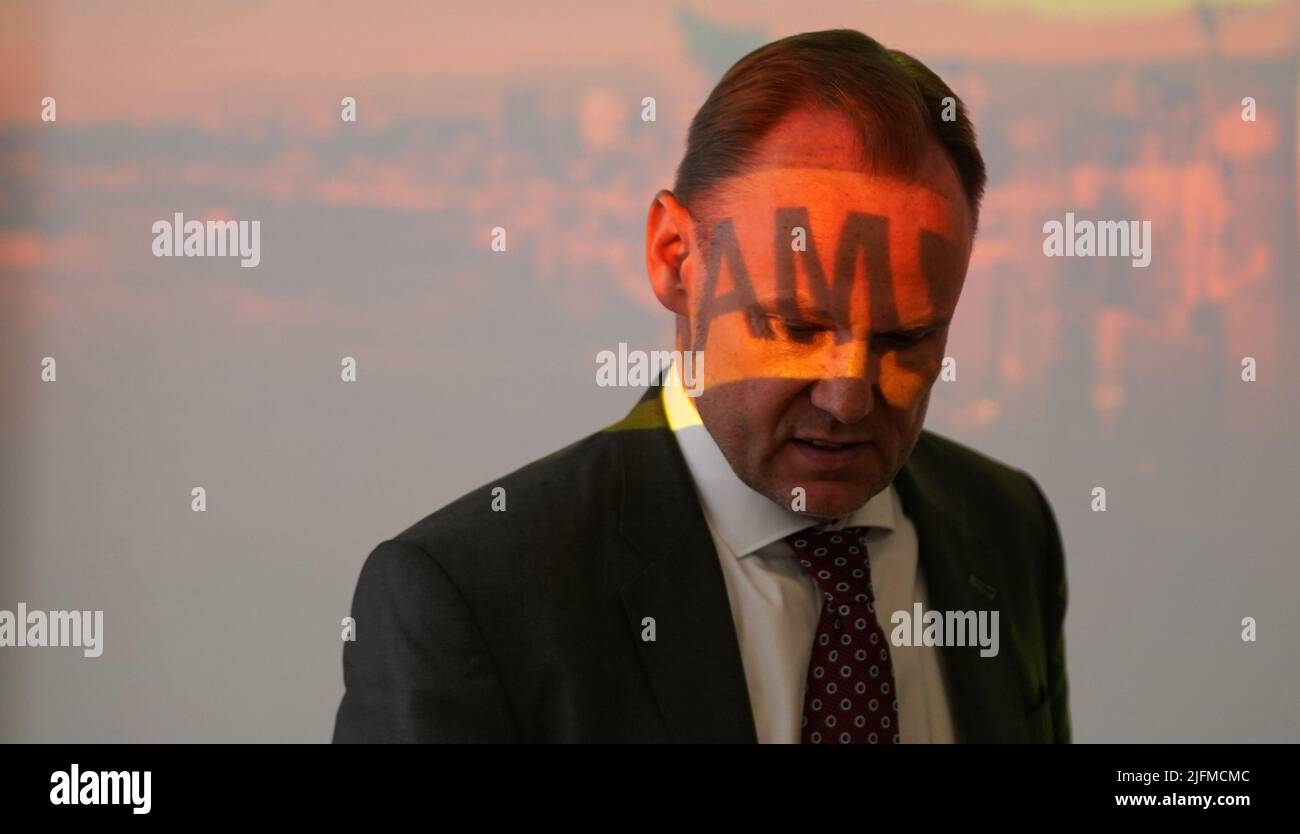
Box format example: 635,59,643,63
51,610,81,646
102,772,130,805
1097,220,1129,257
206,220,239,257
773,208,891,344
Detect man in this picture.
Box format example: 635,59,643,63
333,28,1069,743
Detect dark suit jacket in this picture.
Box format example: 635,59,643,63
333,387,1070,743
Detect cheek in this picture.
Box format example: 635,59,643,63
878,350,940,415
699,377,804,441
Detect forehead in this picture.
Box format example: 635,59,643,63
721,106,971,233
698,164,972,319
707,164,970,244
689,109,974,324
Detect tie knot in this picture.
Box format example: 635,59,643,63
785,526,870,559
785,526,876,608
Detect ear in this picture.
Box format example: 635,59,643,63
645,189,695,316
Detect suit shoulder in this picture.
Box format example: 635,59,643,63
914,430,1032,484
909,430,1051,527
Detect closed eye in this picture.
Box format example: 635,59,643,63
766,315,831,341
873,329,933,349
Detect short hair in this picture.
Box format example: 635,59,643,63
672,29,986,235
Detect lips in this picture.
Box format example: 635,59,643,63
789,436,871,466
790,436,863,446
793,437,869,449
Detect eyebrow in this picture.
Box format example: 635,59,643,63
747,302,951,332
890,315,951,333
748,301,834,321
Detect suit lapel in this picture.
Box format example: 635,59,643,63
608,388,758,743
893,436,1037,742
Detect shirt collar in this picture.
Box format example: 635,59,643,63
662,363,896,559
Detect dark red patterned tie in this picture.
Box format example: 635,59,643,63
786,526,900,744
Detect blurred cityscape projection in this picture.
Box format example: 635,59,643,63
0,2,1296,742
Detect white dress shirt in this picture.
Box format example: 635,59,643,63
662,368,955,743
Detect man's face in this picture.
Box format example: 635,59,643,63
660,109,974,519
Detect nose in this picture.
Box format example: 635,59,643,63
808,337,873,424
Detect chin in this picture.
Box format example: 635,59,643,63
797,483,873,520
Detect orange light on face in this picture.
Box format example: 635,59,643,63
684,166,970,394
663,127,976,519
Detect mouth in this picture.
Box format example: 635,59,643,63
789,436,871,467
